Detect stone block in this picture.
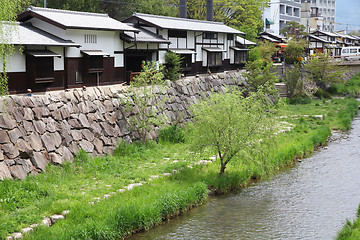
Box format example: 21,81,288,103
0,161,12,180
23,120,35,132
93,138,103,154
77,102,89,113
100,136,112,146
41,133,56,152
16,139,33,159
15,159,33,173
43,117,57,133
49,152,63,165
90,121,102,136
103,100,114,112
8,128,23,144
51,109,62,121
5,159,15,166
10,164,28,180
33,121,46,135
78,113,90,128
26,132,43,152
0,130,10,144
22,97,35,108
12,107,24,123
82,129,94,142
60,106,71,119
68,142,80,154
100,122,114,137
71,130,83,141
0,114,17,129
2,144,19,158
68,119,81,129
86,100,97,113
79,140,94,153
30,152,48,171
57,146,73,161
104,112,116,125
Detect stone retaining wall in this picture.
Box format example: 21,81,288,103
0,70,246,180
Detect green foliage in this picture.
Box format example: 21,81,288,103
284,39,307,64
0,0,29,96
304,52,347,90
158,125,185,144
248,41,277,62
280,21,308,39
164,51,182,81
121,61,167,143
188,89,274,175
135,0,177,17
328,73,360,97
284,65,303,99
244,59,278,94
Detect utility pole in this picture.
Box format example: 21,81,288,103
44,0,47,8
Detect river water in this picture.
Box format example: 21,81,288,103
130,116,360,240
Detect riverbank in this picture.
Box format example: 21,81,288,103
1,98,358,240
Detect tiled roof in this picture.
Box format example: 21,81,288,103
236,36,256,46
308,34,330,43
123,13,243,34
121,23,170,44
311,30,338,37
2,22,79,46
18,6,138,32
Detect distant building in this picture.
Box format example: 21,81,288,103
310,0,336,31
263,0,302,36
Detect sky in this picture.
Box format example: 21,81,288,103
336,0,360,31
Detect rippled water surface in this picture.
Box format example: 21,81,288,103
130,117,360,240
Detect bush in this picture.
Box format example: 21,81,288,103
158,125,185,144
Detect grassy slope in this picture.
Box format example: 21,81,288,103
0,98,358,240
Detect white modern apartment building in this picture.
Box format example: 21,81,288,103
263,0,302,36
310,0,336,31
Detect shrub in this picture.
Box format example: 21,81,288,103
164,51,183,81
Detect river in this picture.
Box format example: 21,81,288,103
130,116,360,240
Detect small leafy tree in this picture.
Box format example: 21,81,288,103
248,41,277,62
243,59,278,94
121,61,168,143
304,52,346,90
164,51,183,81
284,39,307,64
284,65,305,99
280,21,307,39
188,88,274,175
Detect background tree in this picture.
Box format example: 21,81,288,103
121,61,168,143
188,88,274,175
280,21,308,39
0,0,29,96
171,0,268,41
304,52,346,91
283,39,307,64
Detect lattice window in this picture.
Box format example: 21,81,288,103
84,34,97,44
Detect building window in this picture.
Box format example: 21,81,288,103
227,34,234,41
234,51,248,64
203,32,218,39
35,57,54,82
208,52,222,66
180,54,192,70
87,56,103,73
85,34,97,44
168,29,187,38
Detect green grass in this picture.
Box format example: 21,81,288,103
0,98,358,240
328,72,360,97
337,204,360,240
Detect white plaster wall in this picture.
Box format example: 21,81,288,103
115,54,123,67
178,38,186,48
187,31,195,49
159,50,166,64
0,46,26,72
142,26,157,34
230,48,234,64
202,50,207,67
169,37,177,48
48,46,64,71
195,32,203,62
159,29,168,49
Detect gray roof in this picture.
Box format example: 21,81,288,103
2,22,79,46
123,13,243,34
311,30,338,37
121,23,170,44
308,34,330,43
236,36,256,46
18,6,138,32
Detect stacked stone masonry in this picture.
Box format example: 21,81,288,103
0,70,246,181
